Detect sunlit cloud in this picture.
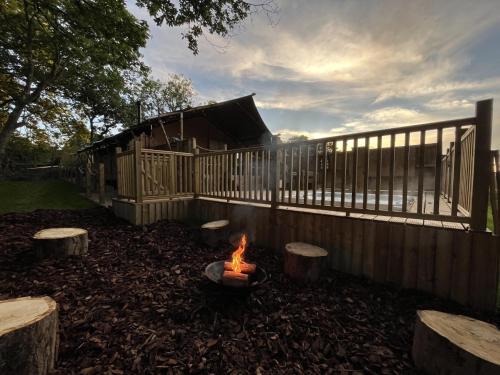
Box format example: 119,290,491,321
127,0,500,147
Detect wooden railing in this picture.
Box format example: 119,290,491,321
117,150,136,199
441,126,475,215
196,147,272,203
117,141,194,202
195,100,492,228
116,100,492,230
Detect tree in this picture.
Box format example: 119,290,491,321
287,135,309,143
0,0,149,160
135,0,276,54
1,0,274,161
136,73,195,120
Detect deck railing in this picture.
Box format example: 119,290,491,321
115,100,492,230
196,100,492,228
117,141,194,202
196,147,272,204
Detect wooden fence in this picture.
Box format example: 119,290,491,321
117,141,194,202
192,198,499,311
195,100,492,230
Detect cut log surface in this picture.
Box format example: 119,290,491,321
284,242,328,283
33,227,88,258
201,220,229,230
412,310,500,375
201,220,229,247
0,296,59,375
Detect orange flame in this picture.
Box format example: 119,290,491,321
231,234,247,273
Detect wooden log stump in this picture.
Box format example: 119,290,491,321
412,310,500,375
33,228,88,258
284,242,328,283
0,296,59,375
201,220,229,247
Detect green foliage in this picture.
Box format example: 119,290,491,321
0,0,149,155
0,179,95,214
134,73,196,120
135,0,254,54
0,0,270,158
287,135,309,143
4,134,56,166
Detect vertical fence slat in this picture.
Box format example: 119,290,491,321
341,139,347,208
375,135,382,211
313,144,318,205
322,142,327,206
451,126,462,216
296,146,302,205
331,141,337,207
363,138,369,210
402,132,410,212
417,130,425,214
305,145,310,205
352,138,358,209
433,128,443,214
388,134,395,212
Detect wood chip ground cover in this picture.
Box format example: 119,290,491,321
0,208,498,374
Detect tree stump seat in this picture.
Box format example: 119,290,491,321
201,220,229,247
283,242,328,282
33,228,88,258
0,296,59,375
412,310,500,375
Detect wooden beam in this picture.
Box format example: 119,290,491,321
470,99,493,230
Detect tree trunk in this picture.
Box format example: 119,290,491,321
412,310,500,374
0,105,24,162
89,117,95,143
0,296,59,375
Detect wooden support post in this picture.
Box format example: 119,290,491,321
85,156,91,197
115,147,122,196
470,99,493,231
193,139,199,197
270,146,278,209
134,140,143,203
98,162,105,205
180,111,184,140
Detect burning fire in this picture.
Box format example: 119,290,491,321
231,234,247,273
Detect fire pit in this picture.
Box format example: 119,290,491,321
205,260,267,289
205,233,267,290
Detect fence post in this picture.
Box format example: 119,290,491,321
134,140,143,203
470,99,493,231
270,145,278,209
193,138,200,197
98,162,105,205
85,155,92,197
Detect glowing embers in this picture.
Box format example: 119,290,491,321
221,234,256,288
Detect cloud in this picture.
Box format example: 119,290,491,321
127,0,500,147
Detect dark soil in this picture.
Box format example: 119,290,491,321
0,207,498,374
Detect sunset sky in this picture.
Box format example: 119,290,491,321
128,0,500,147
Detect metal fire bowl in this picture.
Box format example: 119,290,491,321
205,260,268,289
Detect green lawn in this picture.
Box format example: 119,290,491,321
0,179,95,214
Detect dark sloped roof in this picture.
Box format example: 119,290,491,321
80,94,271,152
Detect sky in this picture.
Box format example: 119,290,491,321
127,0,500,147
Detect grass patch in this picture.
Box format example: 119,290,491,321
0,179,95,214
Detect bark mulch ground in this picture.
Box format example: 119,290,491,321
0,207,498,374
